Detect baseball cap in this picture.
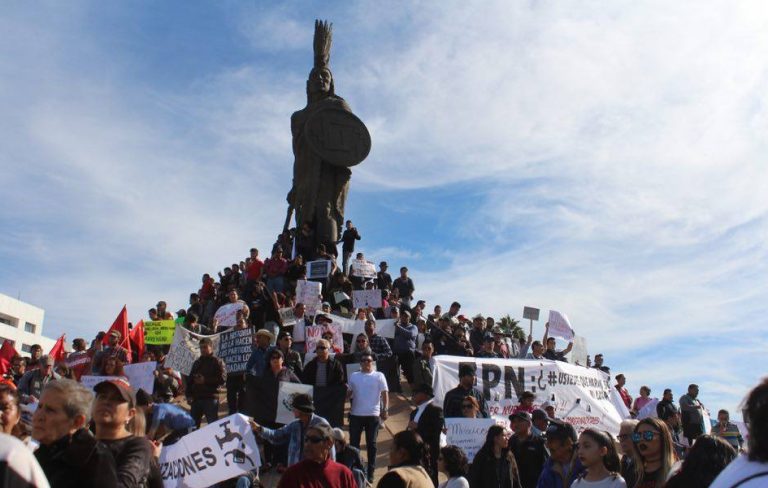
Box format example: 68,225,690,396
509,411,532,423
94,378,136,407
545,420,577,443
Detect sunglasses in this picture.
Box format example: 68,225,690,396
632,431,659,443
304,435,325,444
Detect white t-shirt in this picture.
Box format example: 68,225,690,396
710,455,768,488
570,475,626,488
438,477,469,488
349,370,388,416
293,315,306,342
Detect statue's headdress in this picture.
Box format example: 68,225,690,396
313,20,333,70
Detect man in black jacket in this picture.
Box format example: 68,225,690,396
443,363,489,418
408,384,444,486
508,411,549,488
339,220,361,275
187,337,226,427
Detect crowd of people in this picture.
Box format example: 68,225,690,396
1,224,766,488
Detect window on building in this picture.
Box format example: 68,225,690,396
24,322,36,334
0,316,13,326
21,344,32,353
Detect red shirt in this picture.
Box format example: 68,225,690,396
278,458,356,488
264,257,289,278
246,259,264,281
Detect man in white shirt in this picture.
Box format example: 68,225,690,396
347,352,389,482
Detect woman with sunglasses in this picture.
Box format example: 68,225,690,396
631,417,676,488
461,396,481,419
352,333,375,362
469,425,522,488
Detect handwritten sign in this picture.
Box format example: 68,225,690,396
218,328,253,374
352,290,382,309
305,324,343,354
523,306,540,321
165,328,221,376
444,418,497,462
276,383,313,424
296,280,323,316
547,310,575,341
213,301,248,329
80,361,156,393
144,320,177,345
279,308,297,327
350,260,376,279
327,314,396,339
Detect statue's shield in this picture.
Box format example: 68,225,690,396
304,108,371,167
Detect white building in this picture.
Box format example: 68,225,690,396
0,292,59,356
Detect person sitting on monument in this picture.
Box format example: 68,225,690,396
264,246,289,294
443,364,488,418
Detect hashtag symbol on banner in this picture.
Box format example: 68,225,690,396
548,371,557,386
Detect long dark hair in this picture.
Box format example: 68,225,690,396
392,430,429,468
745,378,768,462
440,445,468,478
579,429,621,472
665,435,736,488
478,425,506,457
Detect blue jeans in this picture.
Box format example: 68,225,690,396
349,415,381,480
266,276,285,294
190,398,219,427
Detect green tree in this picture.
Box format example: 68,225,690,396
499,314,525,340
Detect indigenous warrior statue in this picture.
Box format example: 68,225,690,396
285,20,371,257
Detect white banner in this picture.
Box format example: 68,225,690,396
352,290,382,309
80,361,155,393
444,418,497,462
276,383,314,424
296,280,323,316
214,301,248,329
547,310,575,341
159,413,260,488
433,356,623,435
165,328,222,376
327,314,395,339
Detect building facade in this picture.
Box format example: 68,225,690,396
0,292,58,355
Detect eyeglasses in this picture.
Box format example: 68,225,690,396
304,435,325,444
632,431,659,443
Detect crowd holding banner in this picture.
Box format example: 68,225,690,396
0,231,765,488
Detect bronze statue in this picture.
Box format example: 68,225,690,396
285,20,371,257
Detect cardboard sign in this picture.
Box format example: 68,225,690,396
144,320,177,345
217,328,253,374
307,260,333,279
349,260,376,279
159,413,260,488
80,361,156,393
523,306,540,321
276,383,313,424
352,289,382,309
213,301,248,329
305,324,343,354
565,336,588,366
296,280,323,316
279,308,297,327
547,310,575,341
444,418,497,462
165,328,221,376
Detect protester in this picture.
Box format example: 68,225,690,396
710,378,768,488
377,430,433,488
537,421,585,488
288,303,311,353
276,423,356,488
711,408,744,451
187,337,226,427
460,396,482,419
339,220,361,275
513,391,536,414
27,344,43,371
67,338,92,381
655,388,677,420
443,364,488,418
632,386,652,414
475,333,500,358
524,341,546,360
616,419,638,488
92,379,152,488
571,429,626,488
679,383,706,444
31,380,117,487
348,351,389,482
542,323,572,361
377,261,392,291
246,329,275,379
438,445,469,488
0,383,22,438
392,267,415,307
100,357,126,378
265,349,301,385
135,389,194,445
92,331,129,374
393,311,418,385
412,339,435,394
508,411,548,488
665,434,736,488
332,428,367,488
631,417,676,488
276,331,303,376
250,393,333,467
0,432,51,488
264,247,289,294
7,355,26,385
365,319,393,359
18,355,59,404
614,374,632,410
469,425,522,488
592,353,610,374
151,355,181,403
657,399,686,459
407,384,443,485
303,339,344,387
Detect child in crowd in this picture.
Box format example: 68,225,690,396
571,429,627,488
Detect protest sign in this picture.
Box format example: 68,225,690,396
333,291,350,304
637,398,660,420
213,301,248,329
276,383,313,424
279,307,296,327
159,413,260,488
433,356,623,434
565,336,588,366
144,320,177,345
217,328,253,374
523,307,540,321
307,260,332,279
296,280,322,315
305,324,343,354
80,362,155,393
547,310,575,341
328,314,396,339
444,418,496,462
350,260,376,279
165,327,221,376
352,289,382,309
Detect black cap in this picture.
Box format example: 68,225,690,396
291,393,314,413
545,420,577,443
136,389,153,407
458,364,477,377
509,411,532,423
531,409,549,421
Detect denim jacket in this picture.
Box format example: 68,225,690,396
261,413,333,466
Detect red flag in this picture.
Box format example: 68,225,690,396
101,305,132,363
0,340,18,376
48,334,67,363
130,320,145,361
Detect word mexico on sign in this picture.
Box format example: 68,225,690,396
444,418,497,462
159,413,260,488
433,355,623,434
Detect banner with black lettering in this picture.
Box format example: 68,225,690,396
433,355,622,434
159,413,260,488
217,328,253,374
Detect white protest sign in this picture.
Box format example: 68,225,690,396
279,308,297,327
444,418,496,462
165,327,221,376
352,290,382,309
547,310,575,341
276,383,313,424
213,301,248,329
124,361,157,393
333,291,350,304
159,413,260,488
637,398,660,420
296,280,323,316
350,260,376,279
565,336,588,366
328,314,396,340
307,260,333,279
81,375,124,390
433,356,623,435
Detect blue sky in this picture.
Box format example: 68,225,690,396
2,1,767,416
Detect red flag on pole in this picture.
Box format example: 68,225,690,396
101,305,132,363
48,334,67,363
130,320,145,361
0,340,18,376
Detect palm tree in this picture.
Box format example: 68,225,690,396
498,314,525,340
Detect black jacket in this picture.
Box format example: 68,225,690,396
302,357,345,386
35,428,118,488
508,434,548,488
410,403,444,483
470,448,522,488
100,435,153,488
187,354,226,399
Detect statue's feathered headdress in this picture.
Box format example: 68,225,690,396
313,20,333,70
